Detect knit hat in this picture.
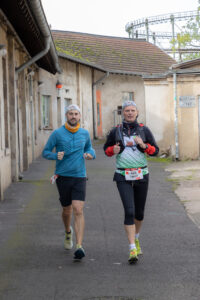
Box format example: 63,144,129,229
65,104,81,113
122,100,137,111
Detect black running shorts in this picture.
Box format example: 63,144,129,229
56,176,86,207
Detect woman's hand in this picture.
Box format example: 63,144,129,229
134,136,146,149
113,142,121,154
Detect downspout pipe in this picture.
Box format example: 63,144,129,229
92,71,109,139
15,0,61,74
173,72,179,160
28,0,62,74
15,36,51,180
15,36,51,74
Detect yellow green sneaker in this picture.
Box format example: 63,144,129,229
64,226,73,250
128,248,138,264
135,238,142,255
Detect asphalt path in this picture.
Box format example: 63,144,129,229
0,143,200,300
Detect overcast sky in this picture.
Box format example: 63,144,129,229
41,0,198,38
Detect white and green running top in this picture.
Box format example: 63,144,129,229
116,135,148,176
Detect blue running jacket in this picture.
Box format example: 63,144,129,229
42,125,96,177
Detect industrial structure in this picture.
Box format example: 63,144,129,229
125,10,200,60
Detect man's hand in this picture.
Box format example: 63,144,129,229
57,151,65,160
134,136,146,149
113,142,121,154
83,153,93,160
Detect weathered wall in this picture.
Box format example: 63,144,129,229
37,59,94,156
36,68,58,158
144,74,200,159
54,58,94,136
176,75,200,159
94,71,146,136
144,78,174,155
0,24,12,198
79,65,93,135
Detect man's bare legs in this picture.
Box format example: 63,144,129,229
62,205,72,232
72,200,85,247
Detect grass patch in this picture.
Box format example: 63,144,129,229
166,178,179,182
166,178,180,191
147,156,172,163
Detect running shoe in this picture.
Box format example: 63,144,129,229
128,248,138,264
64,226,73,250
74,245,85,260
135,238,143,255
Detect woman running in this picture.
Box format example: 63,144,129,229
104,100,159,264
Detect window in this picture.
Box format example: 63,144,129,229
117,105,122,115
122,92,134,102
42,95,51,128
65,98,72,109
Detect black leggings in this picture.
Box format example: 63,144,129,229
116,174,149,225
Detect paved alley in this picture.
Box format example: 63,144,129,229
0,143,200,300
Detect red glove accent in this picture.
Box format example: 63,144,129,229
144,143,156,155
105,146,115,157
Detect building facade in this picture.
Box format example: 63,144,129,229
0,0,61,200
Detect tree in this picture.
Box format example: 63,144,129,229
171,1,200,61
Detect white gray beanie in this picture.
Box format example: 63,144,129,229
65,104,81,114
122,100,137,111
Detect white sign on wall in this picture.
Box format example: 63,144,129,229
179,96,196,108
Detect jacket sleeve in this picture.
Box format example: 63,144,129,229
143,126,159,156
84,132,96,159
103,128,116,157
42,131,58,160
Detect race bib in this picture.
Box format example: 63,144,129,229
125,168,143,181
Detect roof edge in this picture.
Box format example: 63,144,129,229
171,57,200,70
52,29,146,42
28,0,62,73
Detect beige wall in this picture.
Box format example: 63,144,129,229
144,74,200,159
79,65,93,134
144,78,175,155
36,59,94,158
176,75,200,159
94,72,146,136
37,68,58,157
0,23,12,198
53,58,94,136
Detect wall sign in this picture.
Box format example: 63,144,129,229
179,96,196,108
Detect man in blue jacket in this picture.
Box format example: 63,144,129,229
42,104,95,260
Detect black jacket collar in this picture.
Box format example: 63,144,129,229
122,120,138,129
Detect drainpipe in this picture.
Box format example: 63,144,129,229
92,71,109,139
14,36,51,179
173,72,179,160
16,36,51,74
28,0,61,74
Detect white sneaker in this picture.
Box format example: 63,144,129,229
64,226,73,250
